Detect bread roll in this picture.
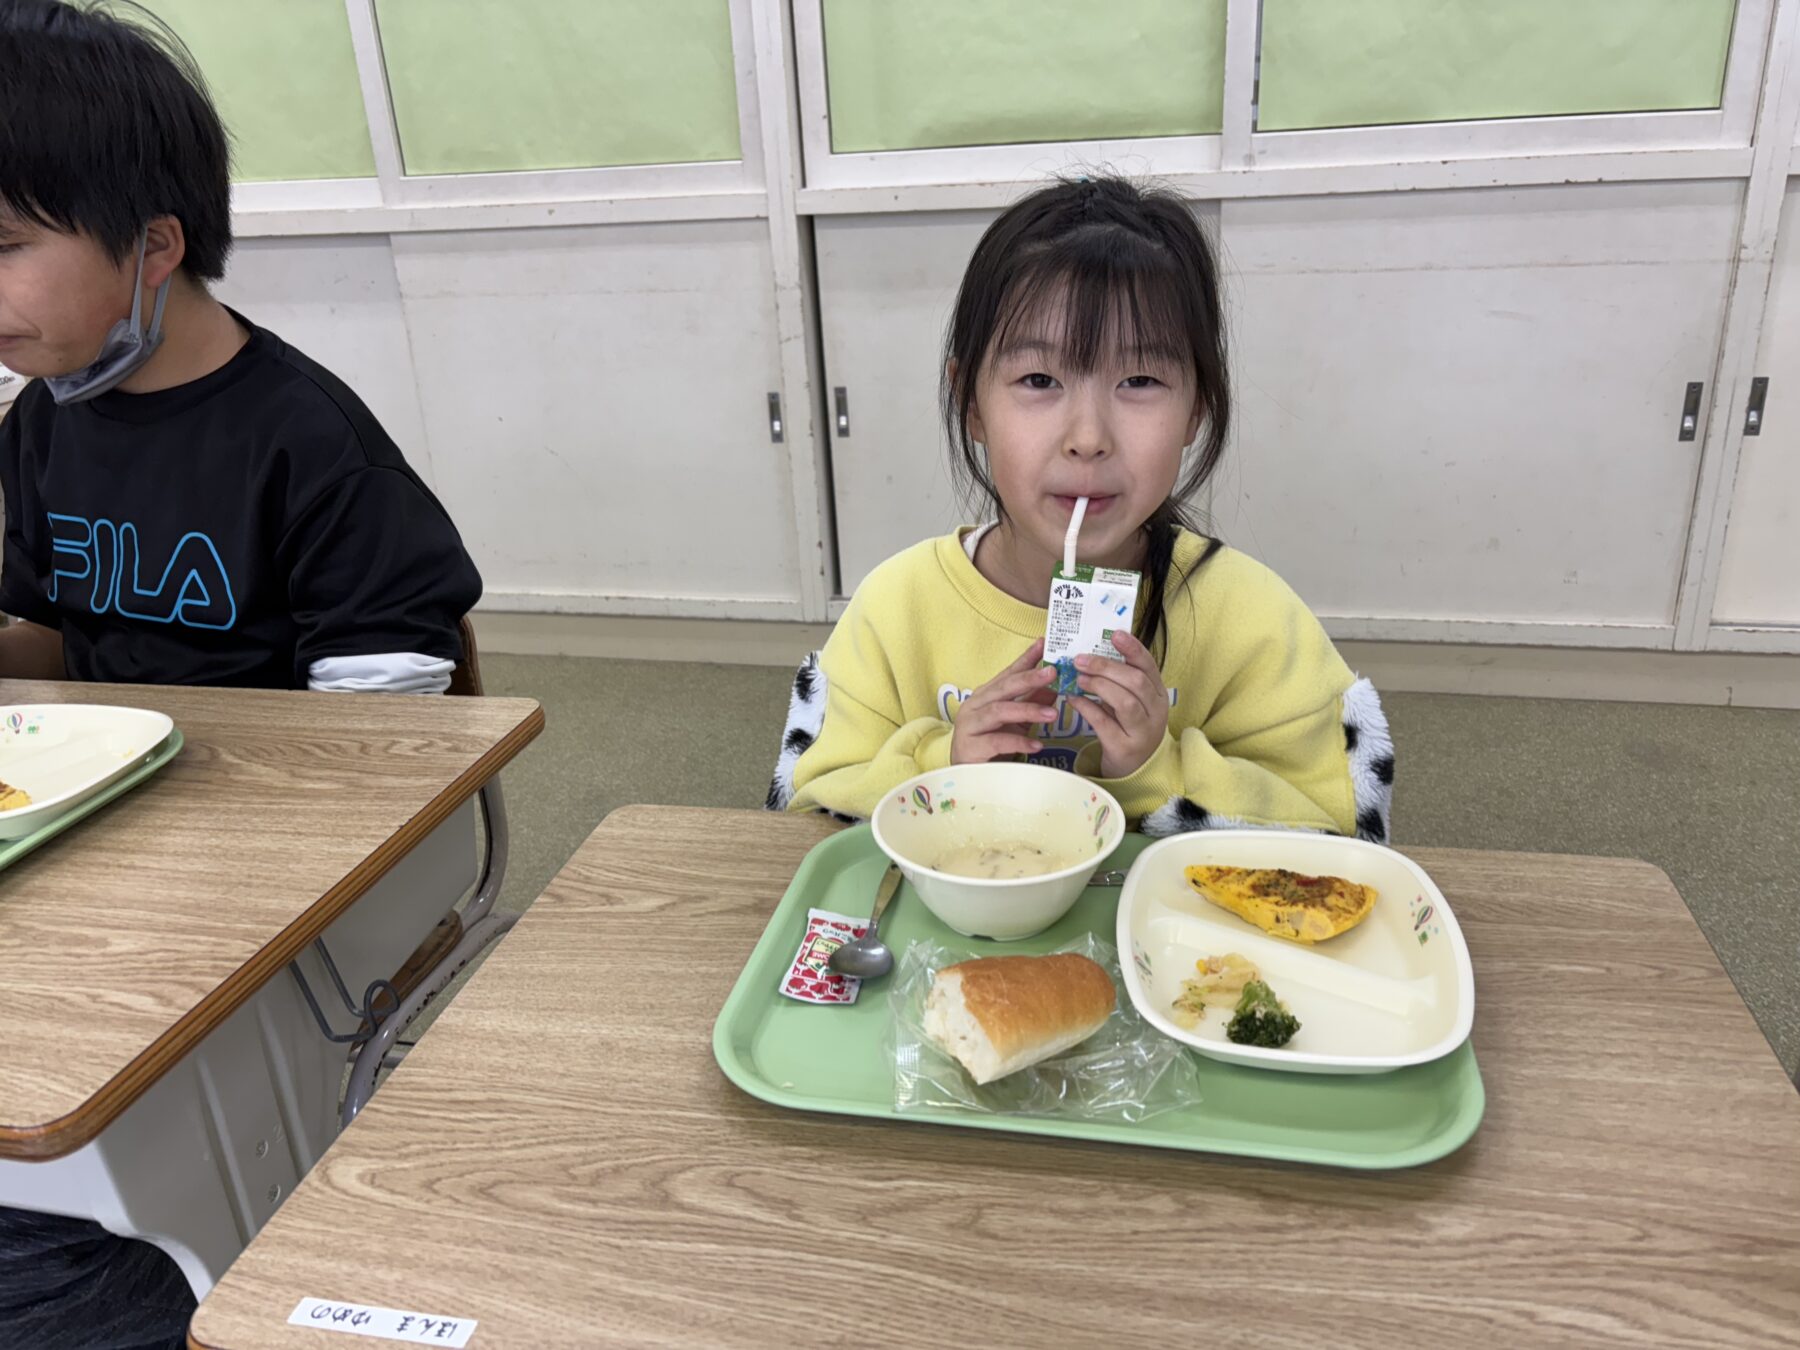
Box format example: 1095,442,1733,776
922,953,1115,1084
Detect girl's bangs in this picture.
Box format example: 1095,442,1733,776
988,231,1196,375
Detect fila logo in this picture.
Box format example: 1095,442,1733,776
48,513,236,630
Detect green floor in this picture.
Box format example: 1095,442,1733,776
477,654,1800,1079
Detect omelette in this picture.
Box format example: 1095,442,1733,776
0,779,30,812
1184,865,1376,944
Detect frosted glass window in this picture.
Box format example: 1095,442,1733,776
1259,0,1737,132
375,0,742,175
823,0,1226,152
141,0,375,181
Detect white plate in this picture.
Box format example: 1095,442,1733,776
0,705,177,841
1116,831,1475,1075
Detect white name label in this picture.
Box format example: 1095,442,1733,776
288,1298,478,1346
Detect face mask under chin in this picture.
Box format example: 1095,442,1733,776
44,231,171,405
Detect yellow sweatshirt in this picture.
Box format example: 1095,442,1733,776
774,529,1394,841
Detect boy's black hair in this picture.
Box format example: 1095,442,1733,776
941,175,1231,658
0,0,232,280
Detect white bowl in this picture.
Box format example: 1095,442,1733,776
871,763,1125,941
1116,831,1475,1074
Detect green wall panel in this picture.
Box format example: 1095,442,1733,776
142,0,375,182
1259,0,1737,132
374,0,742,175
823,0,1227,152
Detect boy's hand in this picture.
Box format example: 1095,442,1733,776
1075,630,1169,779
950,638,1058,765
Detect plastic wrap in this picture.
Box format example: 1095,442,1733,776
890,933,1202,1123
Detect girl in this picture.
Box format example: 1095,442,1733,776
769,176,1393,841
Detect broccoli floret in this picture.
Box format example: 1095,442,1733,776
1226,980,1300,1048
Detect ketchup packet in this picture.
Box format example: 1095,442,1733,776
778,907,866,1005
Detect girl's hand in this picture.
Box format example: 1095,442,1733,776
1075,630,1169,779
950,639,1059,765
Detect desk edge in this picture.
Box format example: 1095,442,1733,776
0,701,546,1160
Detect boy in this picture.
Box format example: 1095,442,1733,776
0,0,479,691
0,2,482,1344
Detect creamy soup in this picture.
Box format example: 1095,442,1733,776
932,840,1077,880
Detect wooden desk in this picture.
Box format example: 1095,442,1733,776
0,681,542,1159
191,808,1800,1348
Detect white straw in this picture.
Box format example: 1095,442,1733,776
1063,496,1089,574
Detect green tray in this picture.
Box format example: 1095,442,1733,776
713,825,1485,1170
0,729,184,874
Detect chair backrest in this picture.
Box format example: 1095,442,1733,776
448,615,483,698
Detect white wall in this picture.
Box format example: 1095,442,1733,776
1218,181,1739,637
219,218,804,617
1712,179,1800,628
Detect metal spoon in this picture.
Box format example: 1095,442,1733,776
828,862,904,980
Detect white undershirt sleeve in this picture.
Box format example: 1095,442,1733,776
307,652,455,695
